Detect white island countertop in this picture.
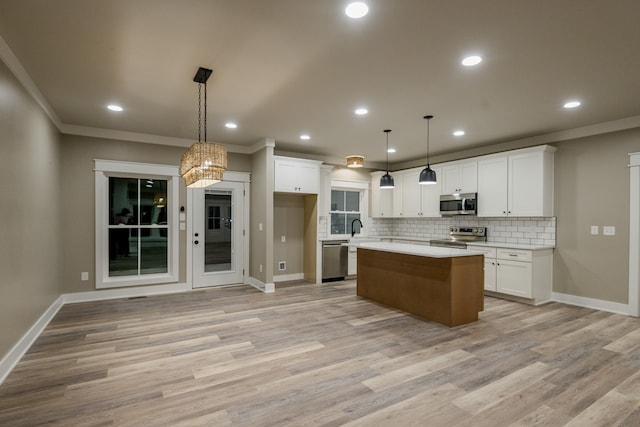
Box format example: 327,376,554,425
346,241,484,259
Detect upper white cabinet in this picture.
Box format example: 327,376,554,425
477,145,555,217
401,167,442,217
370,171,393,218
441,161,477,194
318,165,333,217
392,173,405,217
274,156,321,194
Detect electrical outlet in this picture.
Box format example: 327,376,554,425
259,223,263,231
603,226,616,236
81,272,89,281
590,225,599,235
259,264,263,272
279,261,286,271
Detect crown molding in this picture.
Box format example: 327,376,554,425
0,34,63,129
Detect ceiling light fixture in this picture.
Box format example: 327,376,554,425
380,129,394,189
453,130,465,136
345,2,369,19
355,108,368,115
225,122,237,129
107,104,123,112
300,134,311,140
346,155,364,168
462,55,482,67
387,148,396,153
564,100,581,109
419,115,437,185
180,67,227,188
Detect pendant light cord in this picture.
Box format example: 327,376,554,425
424,115,434,167
197,83,202,142
384,129,391,173
204,81,207,142
426,117,430,166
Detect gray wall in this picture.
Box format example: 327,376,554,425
553,128,638,303
60,134,252,293
0,60,61,359
250,145,274,284
273,194,304,277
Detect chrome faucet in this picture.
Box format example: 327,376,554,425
351,218,363,237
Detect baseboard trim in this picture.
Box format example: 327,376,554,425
273,273,304,283
248,277,275,293
0,295,64,386
552,292,631,315
63,282,191,304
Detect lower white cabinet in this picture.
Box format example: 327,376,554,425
468,245,553,304
348,249,357,276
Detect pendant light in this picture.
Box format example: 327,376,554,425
180,67,228,188
380,129,394,189
419,115,437,185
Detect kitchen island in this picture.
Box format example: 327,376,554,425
352,242,484,327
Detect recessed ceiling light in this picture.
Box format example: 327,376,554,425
345,2,368,19
387,148,396,153
563,100,581,109
453,130,465,136
355,108,368,115
300,134,311,140
225,122,237,129
461,55,482,67
107,104,123,112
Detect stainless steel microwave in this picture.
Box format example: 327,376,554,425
440,193,477,216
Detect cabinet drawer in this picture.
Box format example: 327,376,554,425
467,246,497,258
497,248,532,262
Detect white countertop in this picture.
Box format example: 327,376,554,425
346,241,484,258
464,241,555,250
375,236,554,251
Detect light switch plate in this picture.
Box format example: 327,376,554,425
281,235,286,243
603,226,616,236
179,222,186,231
591,226,599,235
81,272,89,281
179,213,186,221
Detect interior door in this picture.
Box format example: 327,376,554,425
192,181,244,287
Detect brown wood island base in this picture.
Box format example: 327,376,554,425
356,247,484,327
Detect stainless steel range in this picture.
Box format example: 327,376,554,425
430,226,487,249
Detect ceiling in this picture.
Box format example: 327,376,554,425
1,0,639,167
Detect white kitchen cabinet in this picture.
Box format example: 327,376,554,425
318,165,333,217
348,249,357,276
477,145,555,217
370,171,393,218
497,257,533,298
274,156,321,194
397,167,442,217
441,160,477,194
468,245,553,304
467,246,497,291
477,156,508,217
392,173,405,217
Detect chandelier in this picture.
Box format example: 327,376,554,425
180,67,227,188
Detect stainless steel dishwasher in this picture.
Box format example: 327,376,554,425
322,240,348,282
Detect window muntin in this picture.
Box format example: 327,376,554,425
108,177,169,277
330,189,362,236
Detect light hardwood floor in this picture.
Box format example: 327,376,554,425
2,280,640,426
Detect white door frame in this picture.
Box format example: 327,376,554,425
186,171,250,288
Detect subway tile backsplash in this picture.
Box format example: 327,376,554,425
365,216,556,246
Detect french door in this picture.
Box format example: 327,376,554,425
192,181,245,287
